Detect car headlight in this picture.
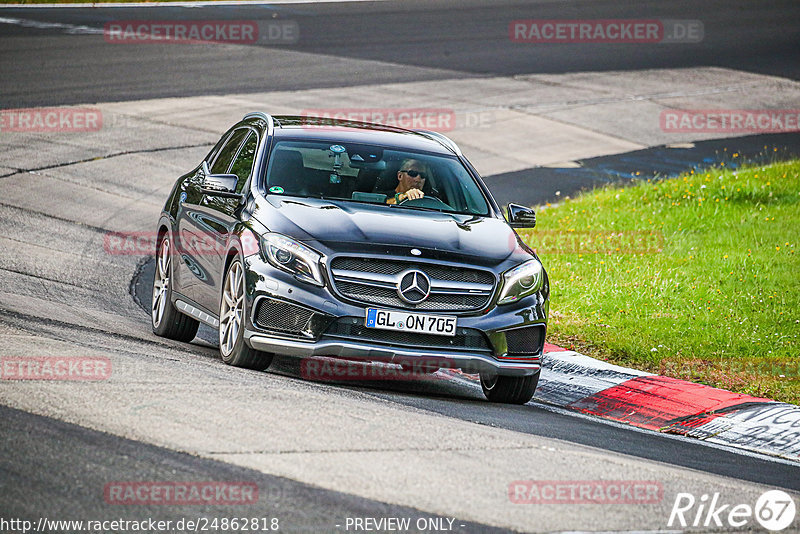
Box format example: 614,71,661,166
261,233,325,286
497,259,543,305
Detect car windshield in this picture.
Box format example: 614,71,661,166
263,140,490,215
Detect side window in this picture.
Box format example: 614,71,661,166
210,128,248,175
203,133,229,167
229,132,258,193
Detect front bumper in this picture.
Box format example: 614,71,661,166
242,254,548,377
245,334,539,376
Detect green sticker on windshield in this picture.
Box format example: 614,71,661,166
269,186,285,194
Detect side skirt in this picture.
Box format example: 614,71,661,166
172,293,220,328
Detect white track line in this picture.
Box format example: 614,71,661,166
0,16,101,33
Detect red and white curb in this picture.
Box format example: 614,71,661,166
454,343,799,462
537,345,799,461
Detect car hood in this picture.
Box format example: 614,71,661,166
255,196,520,264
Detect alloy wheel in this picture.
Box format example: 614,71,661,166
220,261,245,357
152,238,171,328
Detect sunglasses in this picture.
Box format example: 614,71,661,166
401,169,427,180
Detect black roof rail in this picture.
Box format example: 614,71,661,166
413,130,462,156
242,112,276,136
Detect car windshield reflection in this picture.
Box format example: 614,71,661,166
263,140,490,216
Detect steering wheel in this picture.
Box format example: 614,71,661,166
399,195,453,210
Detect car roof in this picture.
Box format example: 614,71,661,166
261,115,459,156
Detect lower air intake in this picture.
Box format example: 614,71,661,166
254,298,315,336
504,326,545,358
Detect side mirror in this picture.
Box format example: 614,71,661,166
506,203,536,228
201,173,242,199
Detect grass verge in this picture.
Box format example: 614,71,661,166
518,158,800,404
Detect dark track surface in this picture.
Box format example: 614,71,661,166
485,132,800,206
0,404,511,534
1,0,799,107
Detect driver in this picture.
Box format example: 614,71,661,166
386,159,432,205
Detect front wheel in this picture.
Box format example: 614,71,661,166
480,371,539,404
219,258,273,371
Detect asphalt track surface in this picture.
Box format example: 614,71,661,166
0,404,510,533
0,0,798,107
2,1,800,532
486,132,800,206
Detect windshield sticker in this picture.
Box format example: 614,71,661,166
269,186,285,194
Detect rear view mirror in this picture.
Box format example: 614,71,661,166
202,174,241,199
507,203,536,228
347,144,384,167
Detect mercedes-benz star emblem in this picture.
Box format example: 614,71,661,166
397,269,431,304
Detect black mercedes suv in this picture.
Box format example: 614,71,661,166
152,114,549,404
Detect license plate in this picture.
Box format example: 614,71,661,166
365,308,457,337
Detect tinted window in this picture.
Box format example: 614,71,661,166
203,132,229,167
265,140,489,216
210,128,248,175
229,132,258,193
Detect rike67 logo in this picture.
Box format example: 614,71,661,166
668,490,796,531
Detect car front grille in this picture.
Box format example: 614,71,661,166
328,257,495,312
323,316,492,352
504,326,546,357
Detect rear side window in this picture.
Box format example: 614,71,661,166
210,128,249,175
203,133,229,166
229,132,258,193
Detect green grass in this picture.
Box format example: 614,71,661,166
518,158,800,404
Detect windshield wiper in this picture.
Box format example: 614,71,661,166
390,205,448,213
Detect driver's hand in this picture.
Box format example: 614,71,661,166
402,188,425,201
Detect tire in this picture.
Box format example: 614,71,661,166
480,371,539,404
151,234,200,342
219,258,273,371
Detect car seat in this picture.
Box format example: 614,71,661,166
268,149,307,195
